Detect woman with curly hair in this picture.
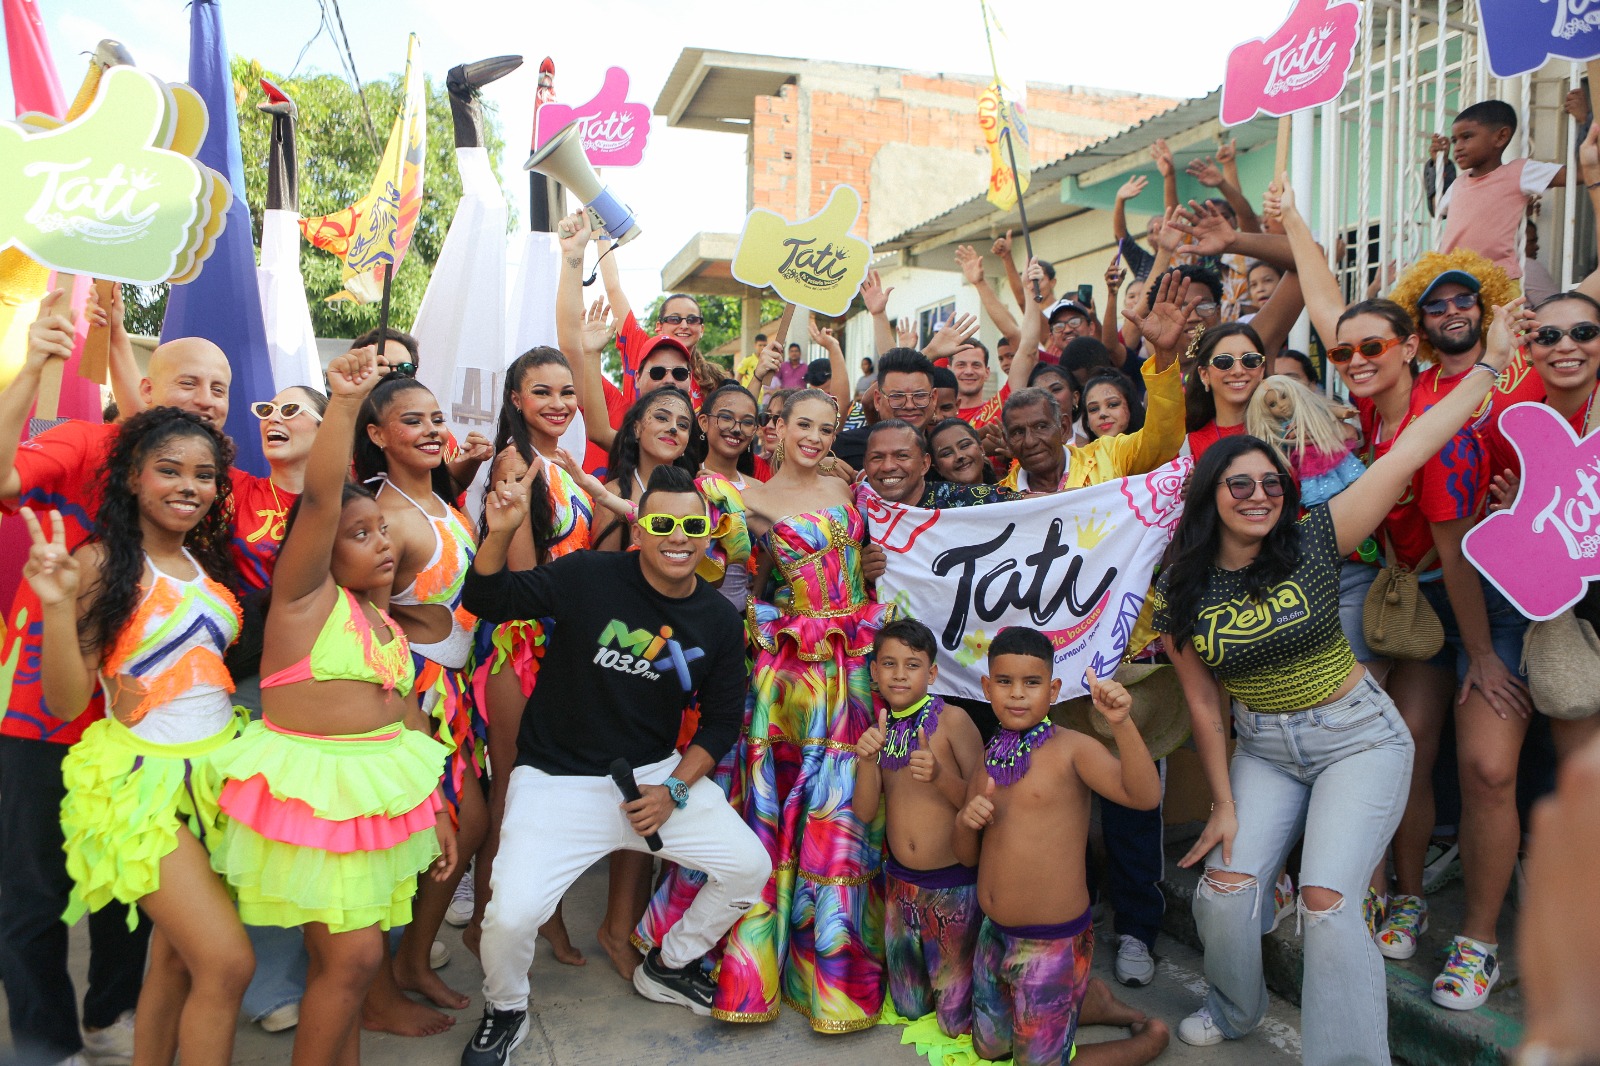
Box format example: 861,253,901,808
1154,294,1519,1062
23,407,248,1066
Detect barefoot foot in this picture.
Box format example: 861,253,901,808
1081,976,1147,1028
360,987,456,1037
392,953,471,1011
596,926,642,981
540,915,585,966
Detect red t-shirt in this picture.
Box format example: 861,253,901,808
752,454,773,482
959,383,1010,430
1482,392,1592,483
582,377,629,477
1355,366,1496,572
1186,420,1246,461
0,420,117,744
229,472,299,595
616,311,704,410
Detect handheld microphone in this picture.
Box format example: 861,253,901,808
609,757,663,852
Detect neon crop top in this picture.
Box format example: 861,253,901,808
260,588,415,698
380,480,477,669
100,549,241,727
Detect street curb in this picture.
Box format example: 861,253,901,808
1159,869,1523,1066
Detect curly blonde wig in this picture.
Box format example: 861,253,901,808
1387,249,1515,364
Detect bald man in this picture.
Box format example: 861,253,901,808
0,298,234,1064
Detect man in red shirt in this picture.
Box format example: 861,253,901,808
0,299,232,1064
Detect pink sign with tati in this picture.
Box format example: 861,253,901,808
1219,0,1362,127
533,66,650,167
1463,403,1600,621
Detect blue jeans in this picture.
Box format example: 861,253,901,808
234,674,308,1022
1419,577,1528,683
1195,674,1412,1066
1097,761,1166,950
1338,560,1380,665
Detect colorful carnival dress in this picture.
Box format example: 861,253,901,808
638,499,893,1031
61,550,243,928
380,480,480,824
471,462,592,709
210,590,447,933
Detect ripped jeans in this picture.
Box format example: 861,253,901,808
1195,673,1412,1066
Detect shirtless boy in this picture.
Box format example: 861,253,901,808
954,626,1169,1066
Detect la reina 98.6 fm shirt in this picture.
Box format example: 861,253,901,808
462,550,746,775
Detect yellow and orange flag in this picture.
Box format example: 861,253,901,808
978,0,1030,211
300,33,426,303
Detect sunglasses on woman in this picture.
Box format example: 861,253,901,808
1529,323,1600,347
1327,336,1405,363
1419,292,1478,317
251,401,323,423
639,513,710,537
1206,352,1266,371
659,314,704,326
646,365,692,382
1220,474,1287,499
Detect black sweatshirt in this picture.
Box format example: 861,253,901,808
463,551,747,776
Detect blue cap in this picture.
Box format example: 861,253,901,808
1419,269,1481,304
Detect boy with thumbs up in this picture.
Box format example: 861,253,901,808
856,619,984,1038
954,627,1166,1066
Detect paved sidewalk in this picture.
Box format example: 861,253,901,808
6,862,1305,1065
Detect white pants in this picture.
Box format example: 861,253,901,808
480,756,771,1012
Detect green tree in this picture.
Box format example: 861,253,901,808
627,293,784,376
124,57,505,338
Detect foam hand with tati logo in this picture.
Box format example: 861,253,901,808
0,66,229,286
731,185,872,316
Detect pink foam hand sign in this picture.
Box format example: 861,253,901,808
1219,0,1362,127
1463,403,1600,620
533,66,650,167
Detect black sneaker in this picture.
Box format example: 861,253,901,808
461,1007,528,1066
632,948,714,1016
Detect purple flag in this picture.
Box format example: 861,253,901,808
160,0,274,474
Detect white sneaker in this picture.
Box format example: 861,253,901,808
445,866,475,927
431,939,451,970
54,1054,90,1066
258,1002,300,1033
80,1009,134,1065
1113,934,1155,987
1177,1006,1226,1047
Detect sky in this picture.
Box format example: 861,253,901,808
5,0,1289,308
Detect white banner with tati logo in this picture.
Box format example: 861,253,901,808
862,459,1190,701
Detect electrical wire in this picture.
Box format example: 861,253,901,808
321,0,381,159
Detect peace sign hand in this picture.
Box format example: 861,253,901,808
484,468,531,536
21,509,78,606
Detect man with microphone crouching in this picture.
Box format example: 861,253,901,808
460,464,769,1066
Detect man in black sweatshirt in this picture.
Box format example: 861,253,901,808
460,466,769,1066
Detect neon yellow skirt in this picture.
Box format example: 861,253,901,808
61,713,243,930
209,719,446,934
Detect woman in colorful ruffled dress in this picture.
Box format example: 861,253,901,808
637,386,894,1032
354,375,484,1017
468,347,593,962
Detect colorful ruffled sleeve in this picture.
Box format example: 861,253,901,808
694,473,751,585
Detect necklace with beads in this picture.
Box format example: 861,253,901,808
985,720,1055,787
879,695,941,771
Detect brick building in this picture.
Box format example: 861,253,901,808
652,49,1177,364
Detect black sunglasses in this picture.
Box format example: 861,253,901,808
1220,474,1287,500
758,411,775,426
646,365,692,382
387,361,417,378
1419,292,1478,317
1206,352,1265,371
659,314,704,326
1530,323,1600,347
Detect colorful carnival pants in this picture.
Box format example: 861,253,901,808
971,909,1093,1066
884,855,980,1037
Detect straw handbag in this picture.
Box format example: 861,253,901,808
1362,536,1444,661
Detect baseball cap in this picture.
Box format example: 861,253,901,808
1045,298,1091,322
1418,270,1481,305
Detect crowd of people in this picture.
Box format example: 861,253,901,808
1,90,1598,1066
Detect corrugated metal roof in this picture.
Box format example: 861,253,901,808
875,88,1279,255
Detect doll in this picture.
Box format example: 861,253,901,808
1246,375,1367,506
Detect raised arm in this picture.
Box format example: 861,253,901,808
861,270,897,358
554,213,618,451
991,230,1027,311
0,291,74,501
1112,175,1146,243
1100,256,1130,368
1151,139,1178,211
1575,127,1600,304
955,244,1021,346
270,346,386,604
1188,143,1260,234
595,236,632,326
1005,258,1048,392
1071,670,1161,810
88,283,142,422
1270,180,1345,343
21,509,102,720
1327,301,1526,555
807,315,853,414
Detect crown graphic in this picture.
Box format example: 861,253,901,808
1073,510,1112,550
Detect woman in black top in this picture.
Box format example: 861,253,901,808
1151,301,1525,1065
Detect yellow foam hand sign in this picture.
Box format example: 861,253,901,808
0,67,227,287
731,185,873,317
